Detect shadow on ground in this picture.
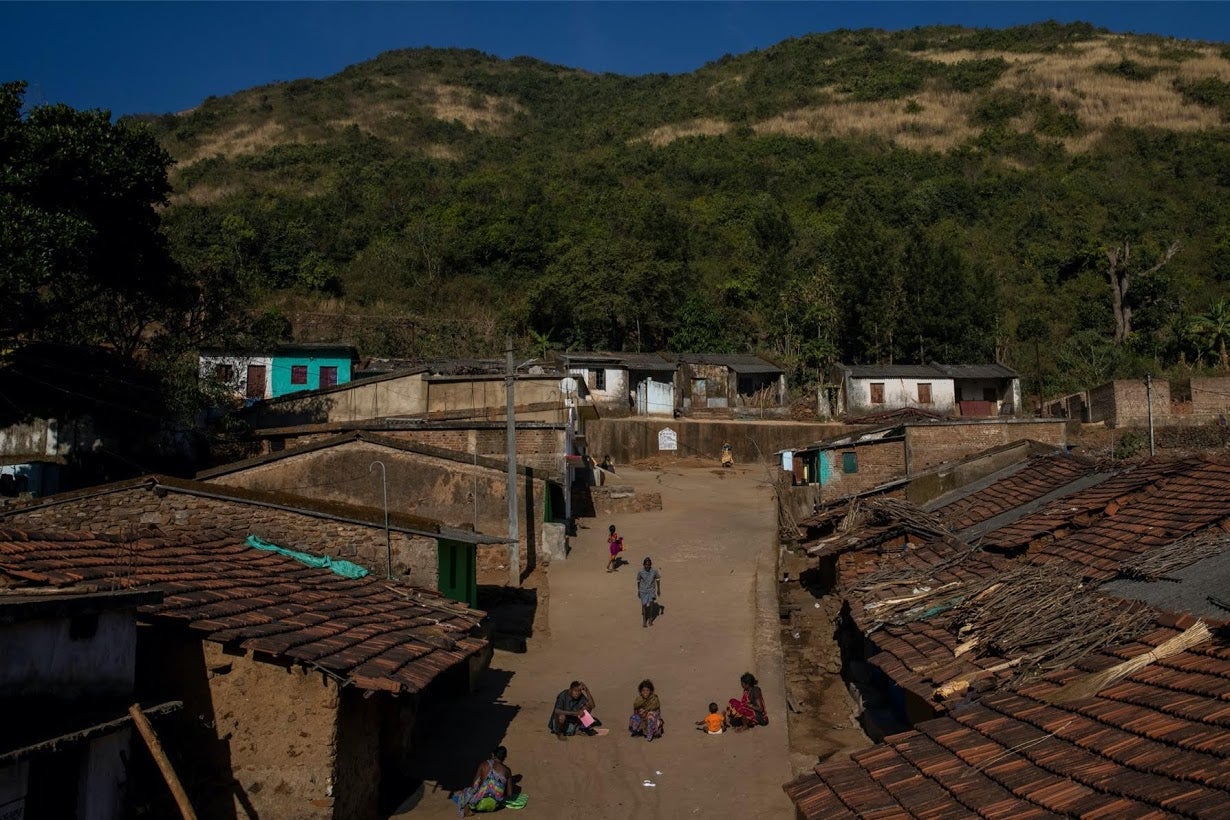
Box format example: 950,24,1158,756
478,586,539,652
408,668,521,797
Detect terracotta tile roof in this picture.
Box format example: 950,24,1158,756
785,620,1230,819
0,528,486,694
930,454,1102,532
979,460,1190,552
982,460,1230,580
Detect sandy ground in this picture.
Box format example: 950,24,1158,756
396,465,794,819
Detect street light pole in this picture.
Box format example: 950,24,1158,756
369,460,391,579
1145,374,1157,456
506,337,520,586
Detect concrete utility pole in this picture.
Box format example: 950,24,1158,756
1145,373,1157,456
506,337,520,586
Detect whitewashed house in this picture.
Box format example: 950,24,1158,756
558,352,676,416
829,363,1021,419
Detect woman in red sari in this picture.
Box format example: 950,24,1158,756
726,672,768,730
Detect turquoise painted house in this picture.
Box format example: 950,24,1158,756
199,344,358,401
270,344,358,397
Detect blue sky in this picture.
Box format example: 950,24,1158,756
3,2,1229,116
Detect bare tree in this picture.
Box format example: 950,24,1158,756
1106,239,1179,344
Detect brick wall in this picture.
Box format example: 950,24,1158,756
905,421,1067,472
1089,380,1172,427
1190,377,1230,419
818,440,907,500
1,486,439,587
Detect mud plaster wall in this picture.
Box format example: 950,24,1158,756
585,418,858,465
267,428,567,478
135,630,340,819
905,421,1067,472
208,441,549,572
1,487,438,586
333,687,381,819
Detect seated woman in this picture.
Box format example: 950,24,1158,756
451,746,512,816
628,679,663,741
725,672,768,730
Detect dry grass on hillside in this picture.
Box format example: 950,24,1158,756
424,82,524,131
636,118,732,146
755,87,978,152
180,120,292,166
650,35,1229,153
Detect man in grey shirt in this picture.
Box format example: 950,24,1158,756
637,557,662,627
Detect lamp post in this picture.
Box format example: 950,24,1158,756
369,460,391,579
506,337,520,586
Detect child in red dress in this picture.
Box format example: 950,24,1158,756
605,524,624,572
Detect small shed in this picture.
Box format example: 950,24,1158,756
558,352,677,416
0,587,177,820
672,354,786,411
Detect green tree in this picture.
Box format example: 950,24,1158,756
0,81,187,358
1187,300,1230,367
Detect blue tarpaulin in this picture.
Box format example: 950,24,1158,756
245,535,370,579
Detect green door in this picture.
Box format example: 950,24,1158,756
437,539,477,608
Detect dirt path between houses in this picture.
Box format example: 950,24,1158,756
395,465,794,820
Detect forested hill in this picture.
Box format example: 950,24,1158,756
141,21,1230,395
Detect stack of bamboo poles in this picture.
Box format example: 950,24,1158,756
1121,527,1230,581
936,563,1154,689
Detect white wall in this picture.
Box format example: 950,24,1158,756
198,355,273,399
567,367,630,406
848,377,956,414
0,611,136,699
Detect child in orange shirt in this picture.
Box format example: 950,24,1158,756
696,702,726,734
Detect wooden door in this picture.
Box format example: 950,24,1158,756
246,364,266,399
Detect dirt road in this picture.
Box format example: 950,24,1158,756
401,465,793,819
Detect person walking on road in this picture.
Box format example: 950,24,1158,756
637,557,661,627
606,524,624,572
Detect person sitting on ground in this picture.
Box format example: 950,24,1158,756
606,524,624,572
451,746,512,816
628,679,663,741
549,680,598,739
725,672,768,730
696,702,727,734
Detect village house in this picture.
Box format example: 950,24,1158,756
0,474,504,608
0,527,488,819
0,416,99,499
783,454,1230,818
557,351,677,417
782,417,1069,501
195,431,567,577
826,362,1022,419
240,366,570,429
0,586,176,820
198,344,359,402
672,353,787,413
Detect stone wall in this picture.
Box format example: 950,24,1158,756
1189,377,1230,419
905,420,1068,473
1,486,439,586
